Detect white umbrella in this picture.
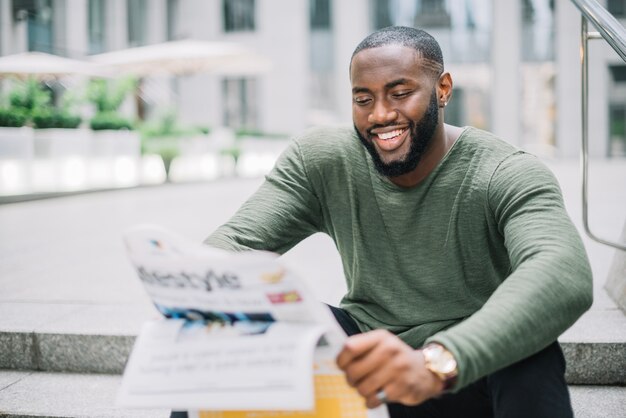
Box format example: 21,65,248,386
89,39,272,77
0,52,107,79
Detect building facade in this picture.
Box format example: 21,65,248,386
0,0,624,157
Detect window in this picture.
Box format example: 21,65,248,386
88,0,106,54
609,65,626,157
607,0,626,17
127,0,147,47
521,0,555,62
372,0,395,29
222,78,258,130
371,0,492,64
609,104,626,157
414,0,452,28
167,0,179,40
310,0,331,29
223,0,255,32
610,64,626,83
13,0,54,53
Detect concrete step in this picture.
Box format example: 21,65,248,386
1,303,626,385
0,370,169,418
569,386,626,418
0,371,624,418
1,330,624,385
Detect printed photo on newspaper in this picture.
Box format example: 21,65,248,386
116,225,388,418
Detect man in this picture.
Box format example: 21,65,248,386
204,26,592,417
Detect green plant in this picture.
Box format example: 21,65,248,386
140,110,208,140
195,125,211,135
140,110,180,139
32,109,82,129
90,111,134,131
157,146,179,175
220,145,241,164
87,77,137,113
234,128,287,139
0,108,28,127
9,79,51,114
141,136,180,177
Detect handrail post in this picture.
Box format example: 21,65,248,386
580,15,626,252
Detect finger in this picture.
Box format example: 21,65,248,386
356,344,426,405
353,359,397,400
343,334,404,389
336,329,391,369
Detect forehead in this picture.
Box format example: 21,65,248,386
350,45,431,86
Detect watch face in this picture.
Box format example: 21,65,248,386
435,354,457,374
425,345,458,375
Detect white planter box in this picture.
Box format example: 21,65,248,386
90,130,141,188
0,127,34,159
91,130,140,158
0,126,34,195
179,135,216,155
33,128,91,158
30,129,91,192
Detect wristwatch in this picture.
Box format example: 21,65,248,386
421,343,458,391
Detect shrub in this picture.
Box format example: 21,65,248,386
9,79,51,113
196,125,211,135
140,110,209,139
220,146,241,163
90,112,134,131
87,77,137,113
235,128,287,139
0,108,28,127
32,110,82,129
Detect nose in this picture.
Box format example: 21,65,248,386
368,101,397,125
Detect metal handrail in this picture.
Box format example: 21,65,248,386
573,0,626,251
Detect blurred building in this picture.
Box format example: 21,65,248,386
0,0,625,157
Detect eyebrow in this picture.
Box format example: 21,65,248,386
352,78,411,94
385,78,410,89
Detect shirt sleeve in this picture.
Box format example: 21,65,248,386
426,152,593,390
204,140,323,254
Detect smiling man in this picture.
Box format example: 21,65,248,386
204,26,592,418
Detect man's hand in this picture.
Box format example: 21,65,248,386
336,329,445,408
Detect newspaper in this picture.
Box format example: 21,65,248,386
117,225,388,418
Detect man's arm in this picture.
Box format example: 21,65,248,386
204,140,323,253
425,152,593,389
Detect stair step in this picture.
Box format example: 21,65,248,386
1,304,625,385
0,371,624,418
0,371,169,418
569,386,626,418
1,328,625,386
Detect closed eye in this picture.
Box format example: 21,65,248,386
392,91,411,99
353,96,372,106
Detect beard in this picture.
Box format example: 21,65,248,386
355,88,439,178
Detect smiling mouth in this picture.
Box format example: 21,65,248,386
376,128,407,140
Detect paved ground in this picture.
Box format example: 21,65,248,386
1,157,624,310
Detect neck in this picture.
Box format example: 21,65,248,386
388,123,460,188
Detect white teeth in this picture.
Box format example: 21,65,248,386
378,129,404,140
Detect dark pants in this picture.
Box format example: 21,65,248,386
330,305,574,418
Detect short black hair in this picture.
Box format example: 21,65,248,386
351,26,444,76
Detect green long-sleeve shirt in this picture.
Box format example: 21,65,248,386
204,125,593,389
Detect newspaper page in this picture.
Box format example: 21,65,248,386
117,225,388,417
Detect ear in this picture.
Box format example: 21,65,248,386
437,72,453,108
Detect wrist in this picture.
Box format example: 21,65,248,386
421,343,458,392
